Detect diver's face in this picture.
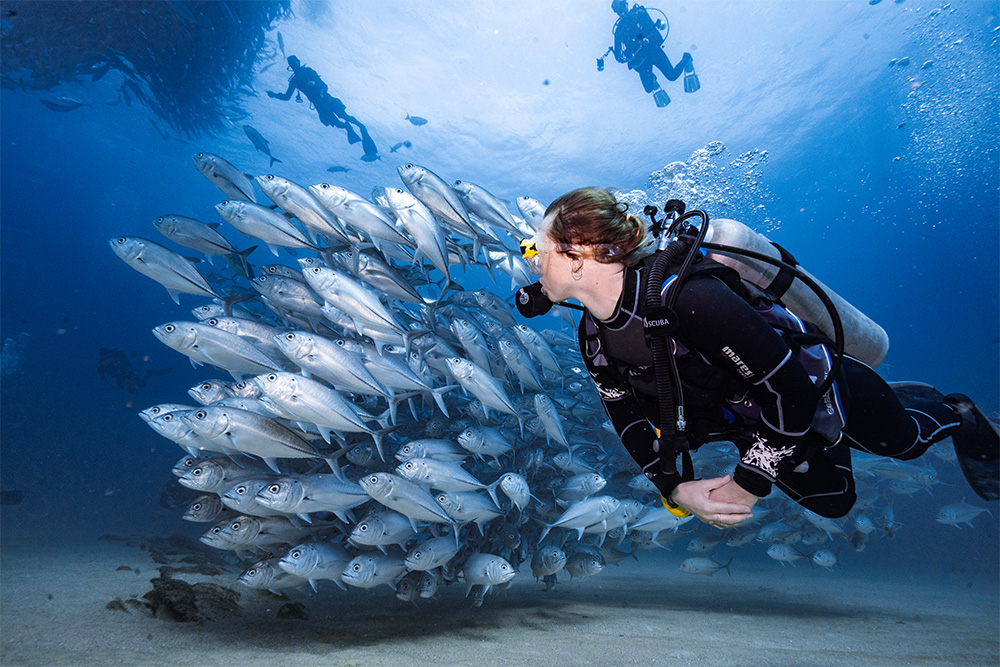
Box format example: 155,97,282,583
535,216,578,303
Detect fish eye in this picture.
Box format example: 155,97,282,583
156,216,164,223
257,276,267,282
264,174,273,181
246,568,256,576
201,383,211,389
291,550,301,558
207,318,217,325
404,164,412,168
191,503,202,511
358,524,368,532
335,340,344,346
268,484,280,493
267,374,276,381
352,564,361,571
319,183,329,190
162,414,172,421
117,236,126,243
285,334,295,340
210,527,221,535
195,411,206,419
231,522,241,529
164,324,175,332
192,467,203,475
236,486,247,495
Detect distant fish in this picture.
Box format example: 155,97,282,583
243,124,282,167
679,557,733,576
40,97,86,112
405,114,428,126
360,153,381,162
326,166,350,173
390,141,412,153
277,31,286,57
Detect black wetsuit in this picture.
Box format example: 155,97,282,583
613,5,686,93
579,254,962,517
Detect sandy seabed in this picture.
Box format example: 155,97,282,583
0,537,997,667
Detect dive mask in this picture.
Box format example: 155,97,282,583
519,232,625,274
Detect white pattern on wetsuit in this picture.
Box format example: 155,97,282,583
741,433,796,479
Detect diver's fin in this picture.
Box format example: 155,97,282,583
944,393,1000,502
888,381,945,407
652,89,670,108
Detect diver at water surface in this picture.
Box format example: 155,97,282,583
267,55,377,160
516,188,998,529
600,1,699,107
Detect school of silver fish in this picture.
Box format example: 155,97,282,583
112,153,982,606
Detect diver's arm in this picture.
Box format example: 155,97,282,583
578,317,679,495
673,275,819,497
267,79,296,101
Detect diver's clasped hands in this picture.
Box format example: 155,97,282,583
671,475,755,530
266,90,279,99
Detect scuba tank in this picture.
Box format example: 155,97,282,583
701,218,889,369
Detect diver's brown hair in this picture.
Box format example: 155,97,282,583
544,187,652,265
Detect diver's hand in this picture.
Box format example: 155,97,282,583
671,475,753,530
266,91,278,99
709,478,759,511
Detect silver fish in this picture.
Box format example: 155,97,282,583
181,406,326,470
384,187,451,284
255,474,369,522
359,472,456,527
272,331,388,400
278,541,352,591
460,552,515,595
341,552,408,590
679,557,733,576
109,236,218,304
193,152,257,203
348,510,418,552
531,546,568,580
257,174,350,244
152,321,283,380
214,199,318,256
396,458,486,493
404,534,462,571
239,557,308,592
309,183,411,249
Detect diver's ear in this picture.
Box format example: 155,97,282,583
570,256,585,280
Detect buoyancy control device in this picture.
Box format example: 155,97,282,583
642,202,885,447
701,218,889,368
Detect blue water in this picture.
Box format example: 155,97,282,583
1,0,997,605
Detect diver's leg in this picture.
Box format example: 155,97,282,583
650,49,686,82
839,358,961,461
744,434,857,518
636,65,659,93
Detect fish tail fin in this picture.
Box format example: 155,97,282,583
269,156,283,168
227,245,257,279
486,479,501,508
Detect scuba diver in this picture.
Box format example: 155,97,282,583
599,1,699,107
266,56,378,160
515,188,998,528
